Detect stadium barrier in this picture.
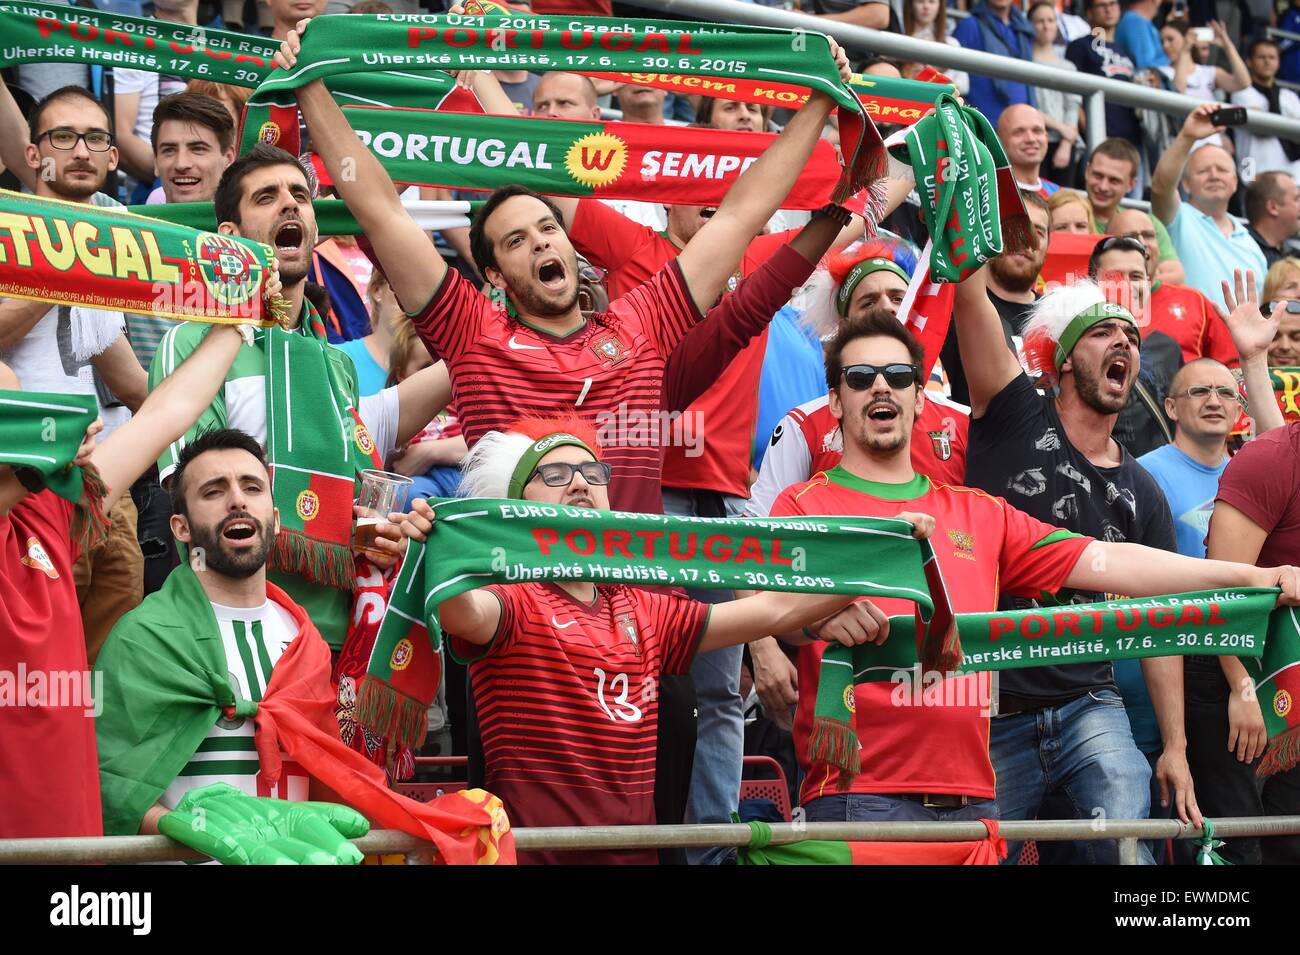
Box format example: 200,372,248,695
622,0,1300,151
3,816,1300,864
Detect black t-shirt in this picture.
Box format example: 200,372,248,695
966,373,1177,706
1065,35,1140,143
940,290,1037,407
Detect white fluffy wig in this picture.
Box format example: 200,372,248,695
457,430,535,500
1020,279,1111,384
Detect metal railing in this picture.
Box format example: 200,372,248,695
619,0,1300,150
3,816,1299,864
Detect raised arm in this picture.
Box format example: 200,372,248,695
91,324,244,511
1221,269,1286,434
676,44,850,313
1211,20,1251,93
278,22,446,313
392,360,453,446
1152,103,1225,226
951,265,1024,417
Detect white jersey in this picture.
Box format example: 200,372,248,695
161,597,310,809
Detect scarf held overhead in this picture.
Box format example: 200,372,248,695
338,106,844,207
248,12,883,201
887,92,1032,282
356,500,952,755
93,563,514,862
813,590,1300,782
0,190,282,324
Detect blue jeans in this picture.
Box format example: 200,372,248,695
664,488,746,865
803,793,998,824
991,688,1154,865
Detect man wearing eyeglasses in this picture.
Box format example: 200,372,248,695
1110,207,1240,367
0,84,154,660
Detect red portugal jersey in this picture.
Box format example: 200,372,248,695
746,392,970,516
411,260,701,513
0,491,101,838
770,468,1091,803
1147,283,1240,366
571,198,792,498
450,582,708,865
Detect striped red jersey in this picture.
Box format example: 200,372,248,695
410,263,701,513
450,582,707,865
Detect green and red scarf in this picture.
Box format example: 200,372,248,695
0,389,108,549
356,500,951,758
888,92,1032,282
247,12,883,201
813,590,1300,782
93,562,515,863
0,189,284,324
263,302,382,590
325,105,845,208
737,817,1005,865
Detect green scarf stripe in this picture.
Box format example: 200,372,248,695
356,500,943,749
247,13,883,199
887,93,1031,282
0,389,109,547
128,198,483,235
817,588,1300,783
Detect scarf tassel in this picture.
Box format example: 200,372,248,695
72,463,110,552
271,528,356,591
995,167,1035,256
1258,722,1300,778
356,676,427,754
809,716,860,791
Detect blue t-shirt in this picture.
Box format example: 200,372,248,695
1136,443,1227,559
1113,444,1227,755
333,339,388,397
1115,11,1170,70
1166,204,1268,306
952,12,1035,127
753,305,826,469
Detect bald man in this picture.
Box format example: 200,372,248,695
1110,207,1234,364
1152,102,1268,304
532,72,601,121
997,104,1059,198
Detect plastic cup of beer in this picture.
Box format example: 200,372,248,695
354,469,413,558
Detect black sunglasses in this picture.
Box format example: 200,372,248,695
528,461,612,488
841,363,921,390
1265,300,1300,317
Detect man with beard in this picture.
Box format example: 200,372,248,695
766,308,1296,829
150,145,454,651
954,262,1198,864
104,429,318,829
277,20,853,515
939,190,1049,406
1153,103,1268,304
0,85,153,659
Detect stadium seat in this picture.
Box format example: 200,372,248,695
394,756,469,803
739,755,793,822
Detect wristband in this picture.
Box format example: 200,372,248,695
817,203,853,228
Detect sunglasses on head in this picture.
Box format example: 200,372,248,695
528,461,612,488
841,363,922,390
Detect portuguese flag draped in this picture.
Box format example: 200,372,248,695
0,189,282,324
94,563,514,863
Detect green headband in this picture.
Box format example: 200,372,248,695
507,432,599,499
1053,301,1138,372
836,257,911,317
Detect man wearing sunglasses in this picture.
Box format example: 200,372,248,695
399,415,928,864
763,309,1300,834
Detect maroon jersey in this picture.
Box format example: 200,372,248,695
450,582,708,865
411,262,701,513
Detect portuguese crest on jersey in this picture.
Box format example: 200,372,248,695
20,536,57,579
591,332,628,366
616,612,641,657
928,429,952,461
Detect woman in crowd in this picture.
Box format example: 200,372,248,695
1262,257,1300,366
1048,189,1096,233
903,0,969,94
